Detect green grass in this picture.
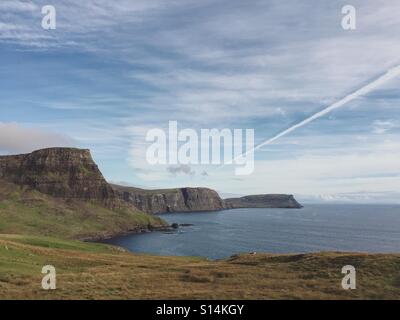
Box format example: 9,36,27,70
0,234,112,253
0,180,167,240
0,234,399,299
1,180,400,300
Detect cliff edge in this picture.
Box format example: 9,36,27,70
224,194,302,209
111,184,226,214
0,148,168,239
0,148,117,206
0,148,302,216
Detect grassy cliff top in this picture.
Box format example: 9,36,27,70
111,184,216,194
0,179,167,240
0,147,91,159
1,234,399,299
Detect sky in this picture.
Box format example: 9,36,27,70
1,0,400,203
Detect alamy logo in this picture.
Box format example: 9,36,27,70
41,5,56,30
146,121,255,175
42,265,56,290
341,5,356,30
341,265,356,290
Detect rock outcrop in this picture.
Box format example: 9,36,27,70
0,148,117,206
112,185,302,214
111,184,226,214
0,148,170,238
224,194,302,209
0,148,302,215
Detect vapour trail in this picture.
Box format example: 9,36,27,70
234,64,400,161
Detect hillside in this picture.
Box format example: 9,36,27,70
0,148,302,216
0,148,169,239
0,147,399,300
1,234,399,299
0,179,167,240
0,147,302,240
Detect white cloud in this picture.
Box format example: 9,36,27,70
0,122,74,154
209,138,400,197
372,120,400,134
298,191,400,204
167,164,195,176
0,1,38,12
3,0,400,199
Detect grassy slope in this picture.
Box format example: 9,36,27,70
0,234,399,299
1,180,400,299
0,180,166,240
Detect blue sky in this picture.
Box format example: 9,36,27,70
1,0,400,202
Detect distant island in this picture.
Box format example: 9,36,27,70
225,194,302,209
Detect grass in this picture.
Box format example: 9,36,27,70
0,180,167,240
1,180,399,299
0,234,400,299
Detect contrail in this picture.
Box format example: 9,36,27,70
234,64,400,161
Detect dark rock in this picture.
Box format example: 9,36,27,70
0,148,302,216
171,223,179,229
0,148,129,210
224,194,302,209
111,184,226,214
0,148,112,198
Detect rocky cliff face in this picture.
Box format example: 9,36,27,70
224,194,302,209
112,185,226,214
0,148,117,206
0,148,302,214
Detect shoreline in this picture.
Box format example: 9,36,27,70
89,205,400,259
79,225,175,242
2,233,400,299
79,205,304,242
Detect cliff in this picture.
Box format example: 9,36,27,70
224,194,302,209
0,148,302,217
0,147,227,214
0,147,117,206
0,148,168,239
111,184,226,214
112,185,302,214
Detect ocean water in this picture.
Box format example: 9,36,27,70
101,204,400,259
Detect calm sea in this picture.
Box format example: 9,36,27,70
101,204,400,259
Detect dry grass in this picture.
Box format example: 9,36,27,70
1,234,399,300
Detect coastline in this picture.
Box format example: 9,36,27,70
2,232,400,299
84,202,303,242
95,204,400,259
79,224,175,242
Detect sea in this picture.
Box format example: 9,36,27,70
101,204,400,259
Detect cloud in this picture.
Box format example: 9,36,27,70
209,138,400,197
298,191,400,204
240,64,400,160
0,1,38,12
0,122,74,154
2,0,400,199
167,164,195,176
372,120,400,134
